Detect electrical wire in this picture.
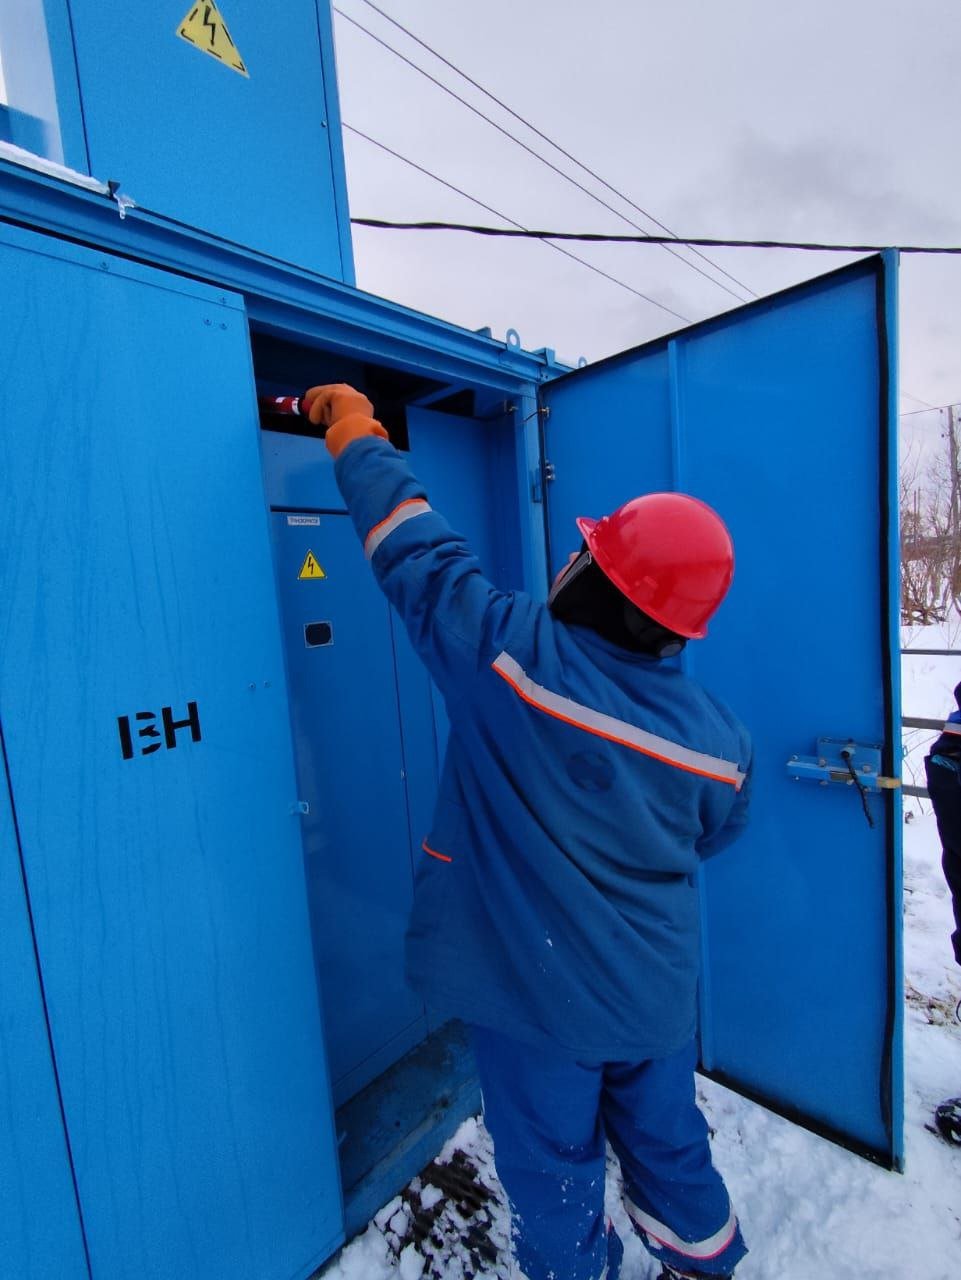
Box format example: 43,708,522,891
344,124,692,323
349,219,961,254
902,390,940,410
334,5,749,304
352,0,758,302
900,402,961,419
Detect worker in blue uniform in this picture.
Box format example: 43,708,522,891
924,686,961,1147
302,383,753,1279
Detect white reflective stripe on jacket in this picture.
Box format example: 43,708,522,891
492,652,746,790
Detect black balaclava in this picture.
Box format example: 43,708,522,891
548,546,687,659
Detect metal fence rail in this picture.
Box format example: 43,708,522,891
903,716,944,731
901,648,961,657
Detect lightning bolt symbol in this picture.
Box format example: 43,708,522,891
202,4,217,48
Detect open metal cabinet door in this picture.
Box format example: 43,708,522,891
541,255,903,1168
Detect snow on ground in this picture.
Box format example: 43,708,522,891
689,808,961,1280
322,629,961,1279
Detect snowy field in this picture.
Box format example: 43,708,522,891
323,631,961,1279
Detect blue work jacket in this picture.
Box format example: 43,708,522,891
336,438,752,1060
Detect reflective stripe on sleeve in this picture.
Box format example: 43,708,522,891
491,652,746,790
365,499,432,558
624,1196,738,1261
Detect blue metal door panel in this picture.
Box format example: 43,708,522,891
0,224,343,1277
260,430,345,512
270,514,427,1104
406,408,520,590
406,407,516,758
542,256,902,1167
540,347,674,569
0,740,89,1280
388,614,442,940
64,0,351,279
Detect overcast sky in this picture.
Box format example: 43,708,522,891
332,0,961,455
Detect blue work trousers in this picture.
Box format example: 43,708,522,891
471,1027,747,1280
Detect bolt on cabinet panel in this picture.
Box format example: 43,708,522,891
0,223,342,1278
0,751,89,1280
269,512,428,1105
542,256,902,1168
63,0,351,280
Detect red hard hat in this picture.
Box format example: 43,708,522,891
577,493,734,639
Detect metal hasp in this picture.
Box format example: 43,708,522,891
787,737,900,793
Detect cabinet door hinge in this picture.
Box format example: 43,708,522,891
531,461,556,504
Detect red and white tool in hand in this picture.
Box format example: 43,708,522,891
258,392,309,420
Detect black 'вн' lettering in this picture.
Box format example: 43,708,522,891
118,701,203,760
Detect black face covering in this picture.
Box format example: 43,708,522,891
548,548,687,659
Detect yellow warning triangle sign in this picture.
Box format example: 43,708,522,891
177,3,249,77
298,551,327,580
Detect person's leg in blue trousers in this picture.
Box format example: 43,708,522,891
471,1026,621,1280
472,1028,745,1279
602,1040,747,1277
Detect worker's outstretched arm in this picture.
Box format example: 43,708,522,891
303,384,535,701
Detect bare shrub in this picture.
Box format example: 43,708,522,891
901,406,961,624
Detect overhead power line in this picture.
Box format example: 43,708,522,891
354,0,758,301
334,4,750,304
344,124,692,323
902,390,940,411
900,401,961,419
349,219,961,255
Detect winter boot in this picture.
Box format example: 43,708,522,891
934,1096,961,1145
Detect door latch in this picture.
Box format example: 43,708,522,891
787,738,900,830
786,737,900,792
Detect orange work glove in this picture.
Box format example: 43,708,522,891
301,383,389,459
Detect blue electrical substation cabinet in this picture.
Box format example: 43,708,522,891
0,5,903,1279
